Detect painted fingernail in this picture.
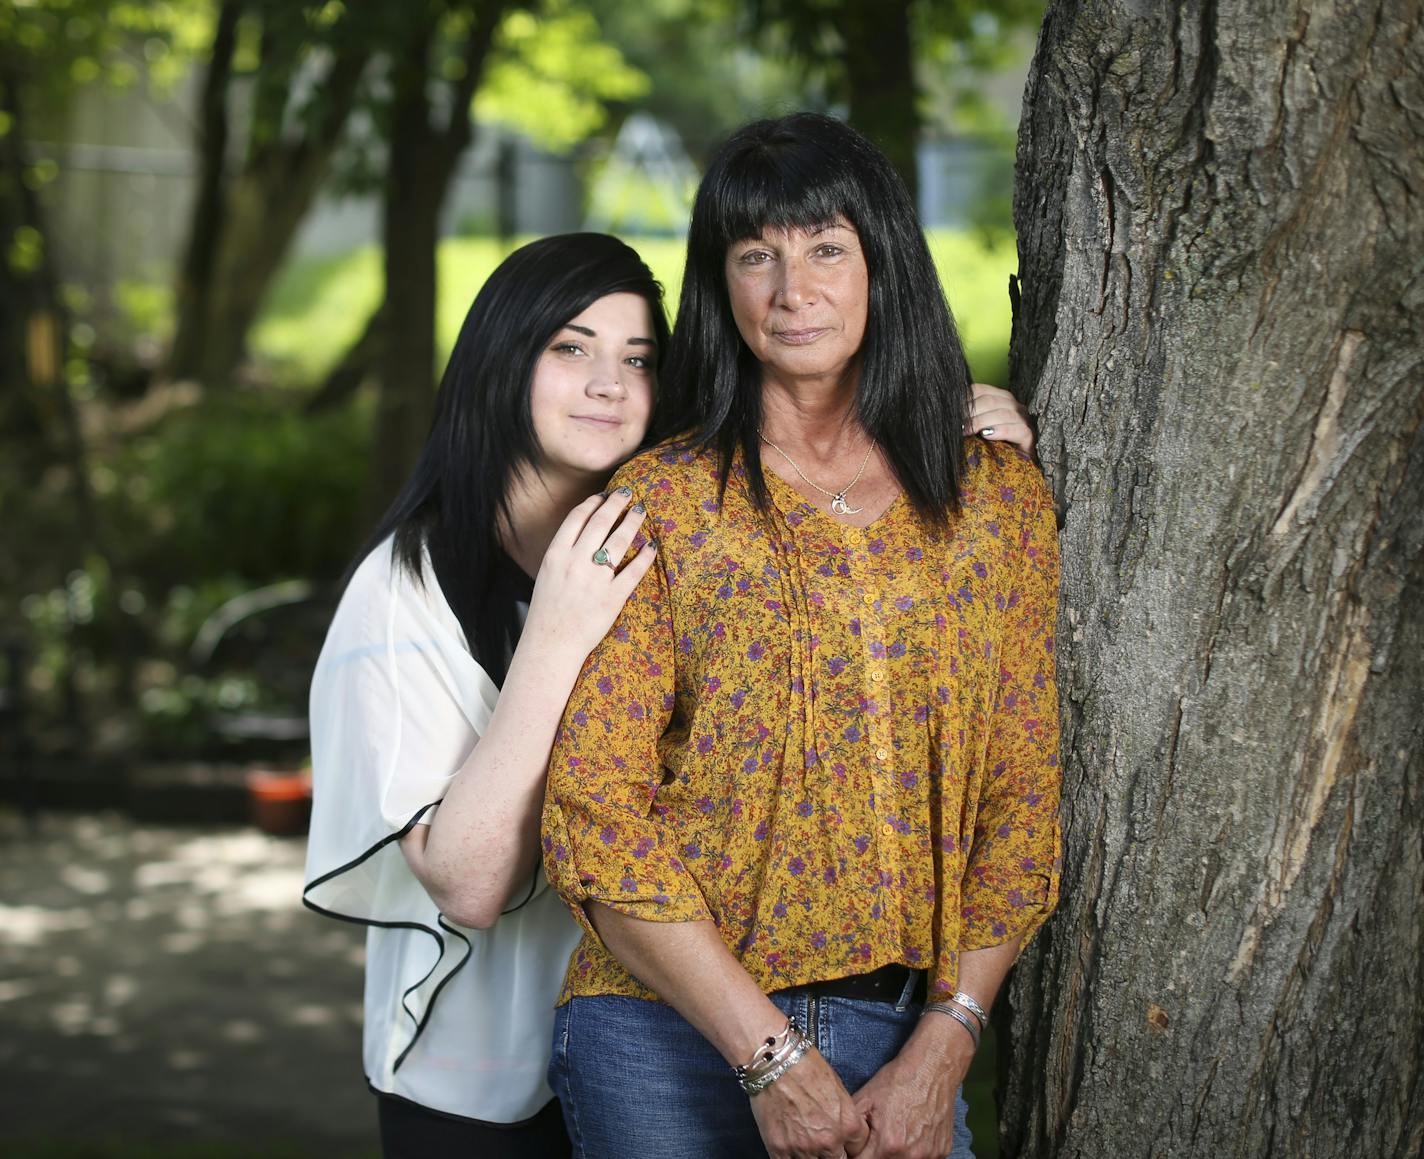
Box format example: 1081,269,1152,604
631,502,645,513
617,486,632,496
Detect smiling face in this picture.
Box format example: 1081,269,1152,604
723,217,870,391
528,291,657,482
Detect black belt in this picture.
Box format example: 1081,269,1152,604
773,964,927,1006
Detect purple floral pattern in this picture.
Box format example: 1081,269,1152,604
542,440,1062,1001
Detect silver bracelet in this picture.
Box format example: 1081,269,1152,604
923,1001,981,1050
741,1036,811,1095
950,990,989,1031
734,1017,794,1078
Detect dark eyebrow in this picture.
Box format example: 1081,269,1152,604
559,324,656,347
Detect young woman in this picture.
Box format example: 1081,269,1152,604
302,233,666,1157
302,226,1034,1158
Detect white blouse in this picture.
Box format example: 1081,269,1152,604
303,537,579,1123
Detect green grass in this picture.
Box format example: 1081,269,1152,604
252,230,1016,390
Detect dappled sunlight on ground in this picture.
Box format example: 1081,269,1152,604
0,810,376,1156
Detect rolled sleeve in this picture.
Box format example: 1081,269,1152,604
541,508,712,940
957,466,1063,956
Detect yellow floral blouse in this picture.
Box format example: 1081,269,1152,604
542,438,1062,1002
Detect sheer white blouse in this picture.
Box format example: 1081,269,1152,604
303,537,579,1123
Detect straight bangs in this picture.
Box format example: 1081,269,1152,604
661,113,972,527
697,144,862,256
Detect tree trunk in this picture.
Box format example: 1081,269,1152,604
843,0,919,204
166,36,370,385
364,0,507,512
370,16,442,513
167,0,242,383
1003,3,1424,1158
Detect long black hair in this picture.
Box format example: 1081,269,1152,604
353,232,669,683
656,112,971,523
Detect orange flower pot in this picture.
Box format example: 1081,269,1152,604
246,767,313,837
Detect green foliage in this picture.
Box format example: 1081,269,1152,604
476,1,650,150
0,0,212,101
108,395,371,587
583,0,809,158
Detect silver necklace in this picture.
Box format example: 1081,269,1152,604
758,428,876,516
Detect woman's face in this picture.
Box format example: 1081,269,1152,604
723,216,870,389
529,291,657,480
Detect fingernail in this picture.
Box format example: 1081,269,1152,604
632,502,645,513
617,485,632,496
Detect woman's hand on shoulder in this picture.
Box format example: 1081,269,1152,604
966,383,1036,456
522,488,657,662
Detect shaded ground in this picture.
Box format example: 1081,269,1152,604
0,808,376,1158
0,807,1003,1158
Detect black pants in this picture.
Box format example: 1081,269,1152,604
377,1093,571,1159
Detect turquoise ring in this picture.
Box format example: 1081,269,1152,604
592,547,613,568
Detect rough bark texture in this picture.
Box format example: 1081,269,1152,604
1003,2,1424,1158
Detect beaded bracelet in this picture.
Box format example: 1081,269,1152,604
733,1018,795,1080
923,1001,981,1050
741,1036,810,1095
733,1018,811,1095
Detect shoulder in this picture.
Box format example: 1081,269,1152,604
960,440,1052,518
332,535,462,645
609,440,721,509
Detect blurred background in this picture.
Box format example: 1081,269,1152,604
1,0,1044,1153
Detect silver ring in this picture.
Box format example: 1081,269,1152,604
981,426,996,438
592,547,615,568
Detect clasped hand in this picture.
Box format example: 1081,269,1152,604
751,1029,969,1159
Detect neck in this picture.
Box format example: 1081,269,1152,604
501,461,610,577
759,363,867,457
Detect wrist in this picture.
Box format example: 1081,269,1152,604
907,1008,977,1075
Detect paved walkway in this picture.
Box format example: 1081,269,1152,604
0,809,376,1157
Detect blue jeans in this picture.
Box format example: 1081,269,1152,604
549,992,974,1159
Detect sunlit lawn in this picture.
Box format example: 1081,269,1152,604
253,230,1017,391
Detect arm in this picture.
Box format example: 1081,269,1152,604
542,484,869,1159
854,462,1064,1158
967,382,1037,456
589,905,870,1159
850,939,1019,1159
400,491,655,928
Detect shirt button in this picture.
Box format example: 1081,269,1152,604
876,747,889,761
881,823,895,837
861,594,876,607
870,669,885,683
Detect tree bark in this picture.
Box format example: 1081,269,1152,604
366,0,507,513
166,30,371,385
166,0,242,382
1002,3,1424,1157
371,12,442,512
842,0,919,203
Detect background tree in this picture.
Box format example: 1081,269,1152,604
166,0,372,386
316,0,646,507
1003,2,1423,1156
746,0,1044,197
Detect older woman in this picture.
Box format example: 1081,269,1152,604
542,114,1061,1159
